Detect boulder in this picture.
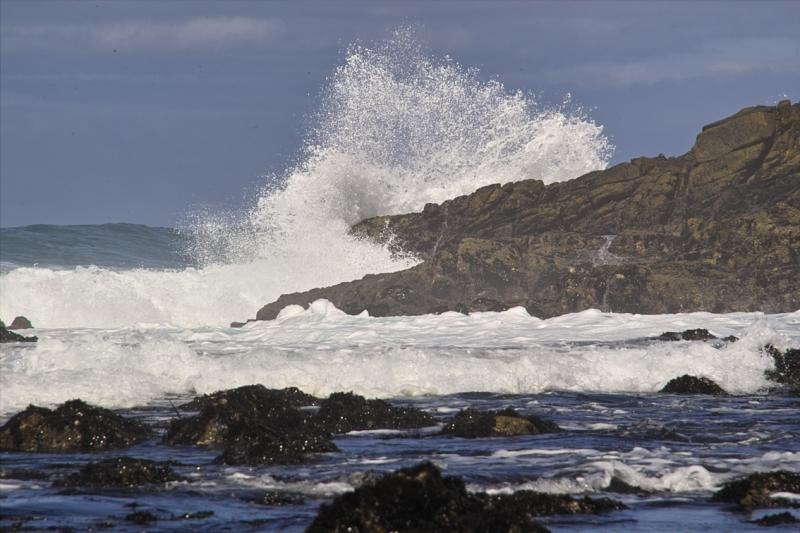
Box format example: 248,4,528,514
8,316,33,330
763,345,800,389
660,375,727,395
712,471,800,510
57,457,182,487
0,400,151,453
253,102,800,321
307,462,623,532
441,408,559,438
0,320,37,343
314,392,434,434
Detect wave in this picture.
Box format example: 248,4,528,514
0,29,611,328
1,304,796,415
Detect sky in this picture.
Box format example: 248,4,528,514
1,0,798,227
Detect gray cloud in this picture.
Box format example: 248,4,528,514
1,16,281,52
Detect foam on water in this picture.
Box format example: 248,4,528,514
1,303,796,415
0,30,611,329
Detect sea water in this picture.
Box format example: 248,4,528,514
1,30,797,531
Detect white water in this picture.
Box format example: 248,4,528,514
0,30,611,329
1,302,797,415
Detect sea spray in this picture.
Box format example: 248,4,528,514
0,30,611,328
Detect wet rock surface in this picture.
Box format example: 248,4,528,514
660,375,727,395
308,462,623,533
752,512,800,526
0,400,151,453
763,345,800,389
0,320,37,343
658,328,717,341
712,471,800,510
57,457,183,488
314,392,435,434
255,102,800,320
441,408,560,438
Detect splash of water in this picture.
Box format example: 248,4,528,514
0,30,612,328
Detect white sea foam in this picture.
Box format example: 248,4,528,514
1,303,797,416
0,30,610,329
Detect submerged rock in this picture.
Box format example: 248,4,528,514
308,462,623,532
125,511,158,525
8,316,33,330
712,471,800,510
441,408,560,438
58,457,183,488
658,329,717,341
752,512,800,526
0,400,151,453
763,345,800,389
0,320,37,343
314,392,434,434
660,375,727,395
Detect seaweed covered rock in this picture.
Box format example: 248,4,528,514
752,512,800,526
660,375,727,395
658,329,717,341
763,345,800,389
164,385,336,465
314,392,434,434
308,462,623,532
0,400,151,453
57,457,183,488
441,408,559,438
0,319,37,343
712,471,800,510
165,385,318,446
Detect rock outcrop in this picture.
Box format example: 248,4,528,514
307,462,623,533
712,471,800,510
660,375,727,395
8,316,33,330
441,408,559,438
0,400,151,453
57,457,183,488
0,319,37,343
314,392,434,434
254,102,800,320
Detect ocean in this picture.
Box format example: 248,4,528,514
1,31,798,531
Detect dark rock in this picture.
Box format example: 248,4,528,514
314,392,434,434
255,102,800,321
753,512,800,526
166,385,319,446
722,335,740,343
763,345,800,389
251,491,306,506
308,462,624,533
660,375,727,395
712,471,800,510
607,477,649,494
58,457,182,488
0,320,37,343
230,321,247,328
441,408,560,438
125,511,158,525
164,385,336,466
8,316,33,330
658,329,717,341
0,400,151,452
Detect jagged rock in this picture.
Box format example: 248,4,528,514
0,400,151,453
0,320,37,343
660,375,727,395
753,512,800,526
254,102,800,321
164,385,336,466
441,408,559,438
712,471,800,510
307,462,623,532
763,345,800,389
57,457,182,487
166,385,319,446
8,316,33,330
658,329,717,341
314,392,434,434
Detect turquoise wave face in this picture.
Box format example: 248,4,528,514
0,223,190,271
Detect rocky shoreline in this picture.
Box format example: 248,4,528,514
251,101,799,322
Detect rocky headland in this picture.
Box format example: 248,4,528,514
254,101,799,320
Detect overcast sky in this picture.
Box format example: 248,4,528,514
1,0,798,227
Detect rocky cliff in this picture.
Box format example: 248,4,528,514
255,101,800,320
